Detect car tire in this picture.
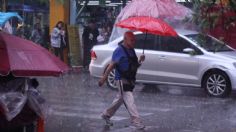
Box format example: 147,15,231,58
106,69,118,90
203,71,231,98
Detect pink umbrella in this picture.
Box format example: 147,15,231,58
117,0,192,22
0,32,69,77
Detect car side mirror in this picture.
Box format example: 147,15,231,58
183,48,196,55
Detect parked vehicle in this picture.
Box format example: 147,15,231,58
89,29,236,97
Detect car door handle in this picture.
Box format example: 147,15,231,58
160,55,166,58
159,55,166,60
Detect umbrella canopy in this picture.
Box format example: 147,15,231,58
117,0,192,22
116,16,177,37
109,0,193,42
0,12,22,27
0,32,69,77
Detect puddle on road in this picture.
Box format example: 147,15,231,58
168,89,183,95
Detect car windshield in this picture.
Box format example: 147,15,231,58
186,34,233,52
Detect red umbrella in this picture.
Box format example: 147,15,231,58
0,32,69,77
116,16,177,36
116,16,177,53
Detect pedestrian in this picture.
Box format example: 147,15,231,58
82,19,99,69
0,75,38,132
98,31,145,129
25,78,40,132
50,21,66,61
42,25,50,49
97,26,109,44
30,23,43,46
15,24,25,39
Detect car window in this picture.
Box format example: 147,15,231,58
160,36,181,53
160,36,202,54
135,34,160,51
178,37,203,54
186,34,233,52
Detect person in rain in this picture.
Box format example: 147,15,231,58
30,23,43,46
50,21,66,61
15,24,25,38
98,31,145,129
25,78,40,132
2,21,13,34
97,26,109,44
42,25,50,49
82,19,99,69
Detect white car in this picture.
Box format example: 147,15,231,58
89,29,236,97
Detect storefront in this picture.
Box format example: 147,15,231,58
6,1,49,39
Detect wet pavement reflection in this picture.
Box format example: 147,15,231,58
38,71,236,132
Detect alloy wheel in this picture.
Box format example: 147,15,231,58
107,69,118,89
206,74,227,96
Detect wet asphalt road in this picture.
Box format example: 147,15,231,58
38,70,236,132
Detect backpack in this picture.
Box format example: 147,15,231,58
116,45,140,82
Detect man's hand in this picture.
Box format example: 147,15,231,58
98,62,115,87
98,76,106,87
139,54,145,63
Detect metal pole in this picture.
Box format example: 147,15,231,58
76,0,89,23
142,32,147,54
2,0,7,12
122,0,126,7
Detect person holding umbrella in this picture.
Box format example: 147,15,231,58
98,31,145,129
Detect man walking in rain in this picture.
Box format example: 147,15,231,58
98,31,145,129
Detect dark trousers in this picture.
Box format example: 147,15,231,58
54,47,64,61
0,124,35,132
0,126,24,132
83,45,92,67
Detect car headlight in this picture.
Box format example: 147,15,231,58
233,62,236,68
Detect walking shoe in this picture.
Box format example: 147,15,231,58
101,114,113,126
132,123,145,130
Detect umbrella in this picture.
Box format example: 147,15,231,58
116,16,177,36
116,16,177,53
117,0,192,22
0,32,69,77
0,12,23,27
109,0,192,42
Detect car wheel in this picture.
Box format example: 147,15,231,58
203,71,231,97
106,69,118,90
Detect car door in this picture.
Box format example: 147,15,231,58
156,36,201,85
134,34,164,82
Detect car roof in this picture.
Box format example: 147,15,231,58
134,29,199,36
175,28,199,36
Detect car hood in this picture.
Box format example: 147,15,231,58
216,51,236,60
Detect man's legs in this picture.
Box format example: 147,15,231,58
120,81,145,129
83,44,93,69
59,46,64,61
102,80,144,129
102,81,123,125
102,94,123,117
54,47,59,57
